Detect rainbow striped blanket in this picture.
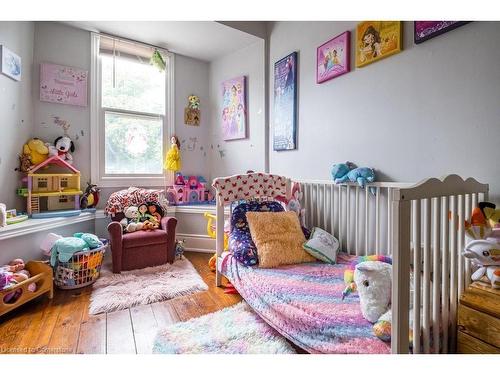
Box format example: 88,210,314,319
221,252,390,354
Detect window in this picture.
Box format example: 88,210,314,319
90,34,174,187
60,178,68,188
38,179,47,188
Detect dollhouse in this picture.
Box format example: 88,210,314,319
166,173,209,205
19,155,82,216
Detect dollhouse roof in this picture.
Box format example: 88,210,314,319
28,155,80,175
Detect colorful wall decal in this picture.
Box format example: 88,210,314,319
273,51,298,151
317,31,350,83
414,21,469,44
40,63,88,107
221,76,246,141
355,21,402,68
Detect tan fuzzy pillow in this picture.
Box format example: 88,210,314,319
246,211,315,268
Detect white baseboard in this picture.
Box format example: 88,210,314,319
176,232,215,253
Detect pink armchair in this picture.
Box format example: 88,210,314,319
108,214,177,273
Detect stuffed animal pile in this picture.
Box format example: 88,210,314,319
331,162,376,192
120,202,164,233
462,201,500,288
1,258,37,303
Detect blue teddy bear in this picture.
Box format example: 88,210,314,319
331,162,376,190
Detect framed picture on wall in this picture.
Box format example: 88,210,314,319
221,76,246,141
273,51,298,151
0,45,22,81
355,21,402,68
40,63,88,106
414,21,469,44
316,31,350,84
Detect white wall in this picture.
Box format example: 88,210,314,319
208,39,266,181
268,21,500,201
0,22,34,210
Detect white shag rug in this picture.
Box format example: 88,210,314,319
153,302,296,354
89,258,208,314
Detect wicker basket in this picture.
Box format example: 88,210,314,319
53,240,107,289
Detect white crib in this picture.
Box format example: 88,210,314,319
212,173,489,354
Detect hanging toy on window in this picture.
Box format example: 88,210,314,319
150,49,166,72
164,136,182,173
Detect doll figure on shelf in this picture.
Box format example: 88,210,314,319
164,136,182,172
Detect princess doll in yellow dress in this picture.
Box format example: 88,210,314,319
164,136,181,172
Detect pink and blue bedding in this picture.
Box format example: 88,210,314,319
221,252,391,354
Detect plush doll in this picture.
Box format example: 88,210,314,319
15,153,33,173
47,136,75,164
120,206,144,232
23,138,49,166
147,203,163,222
462,239,500,288
331,162,376,190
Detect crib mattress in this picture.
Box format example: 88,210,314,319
221,252,391,354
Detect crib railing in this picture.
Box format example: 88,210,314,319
296,175,489,354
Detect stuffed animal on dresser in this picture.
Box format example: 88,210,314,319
331,162,376,190
22,138,49,166
47,136,75,164
462,239,500,288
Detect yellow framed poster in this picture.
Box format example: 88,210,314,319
355,21,402,68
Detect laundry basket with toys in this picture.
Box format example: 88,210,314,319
42,232,107,290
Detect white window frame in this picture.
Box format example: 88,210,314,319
90,32,175,188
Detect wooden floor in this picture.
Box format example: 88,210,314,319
0,252,242,354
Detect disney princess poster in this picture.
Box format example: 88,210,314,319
273,52,297,151
316,31,350,83
221,76,246,141
414,21,469,44
355,21,402,68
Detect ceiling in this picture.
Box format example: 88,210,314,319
62,21,262,62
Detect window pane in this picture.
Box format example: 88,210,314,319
101,54,165,114
104,112,163,175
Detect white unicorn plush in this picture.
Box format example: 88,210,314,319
462,239,500,288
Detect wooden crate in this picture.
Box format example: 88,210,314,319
0,261,53,317
457,282,500,354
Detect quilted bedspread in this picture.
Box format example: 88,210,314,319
221,252,390,354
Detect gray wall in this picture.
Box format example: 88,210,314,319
174,54,210,177
0,22,34,210
33,22,92,187
208,40,266,181
268,21,500,201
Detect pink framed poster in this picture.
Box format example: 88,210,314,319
221,76,246,141
40,63,88,107
316,31,350,84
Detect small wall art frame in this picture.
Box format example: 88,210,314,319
0,45,22,81
316,31,350,84
355,21,402,68
40,63,88,107
221,76,247,141
273,51,298,151
414,21,469,44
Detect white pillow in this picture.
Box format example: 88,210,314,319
302,227,339,264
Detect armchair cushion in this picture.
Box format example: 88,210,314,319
122,229,168,248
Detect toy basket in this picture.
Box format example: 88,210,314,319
53,240,107,290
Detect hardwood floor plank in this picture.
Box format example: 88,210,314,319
130,304,158,354
151,301,180,328
47,290,87,354
106,309,136,354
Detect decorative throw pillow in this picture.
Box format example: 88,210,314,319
246,211,315,268
229,201,284,266
302,227,340,264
